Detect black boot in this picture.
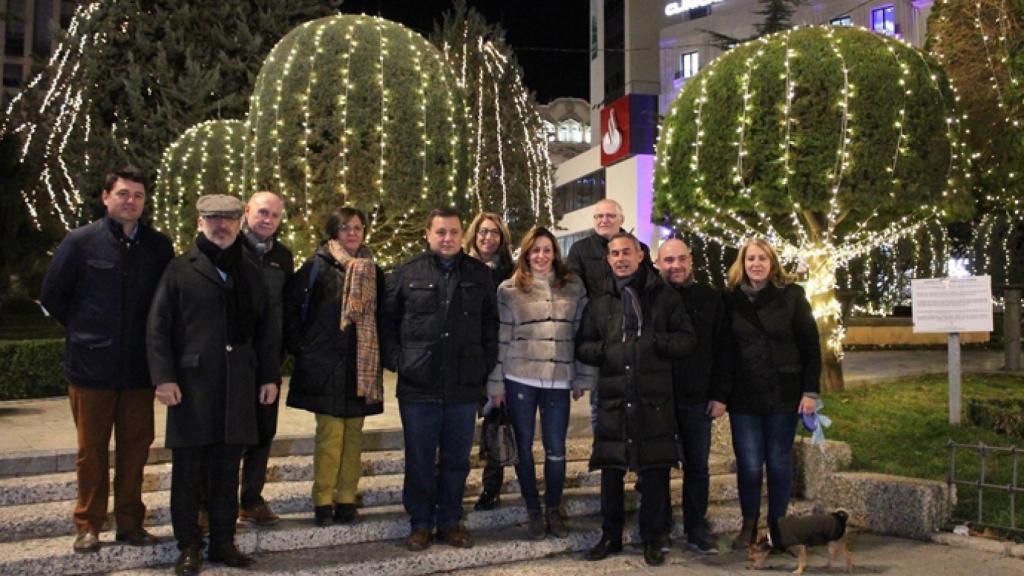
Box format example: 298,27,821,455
732,517,758,550
474,490,501,511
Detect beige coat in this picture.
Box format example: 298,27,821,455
487,273,596,396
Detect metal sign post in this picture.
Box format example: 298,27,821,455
948,332,961,425
912,276,993,426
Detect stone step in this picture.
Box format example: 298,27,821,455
0,483,806,576
0,438,733,507
0,456,737,542
104,500,816,576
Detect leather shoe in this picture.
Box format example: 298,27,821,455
473,490,500,511
73,531,100,553
239,500,280,525
208,541,255,568
314,505,333,527
406,528,433,551
644,542,666,566
584,536,622,561
115,527,159,546
175,545,203,576
333,503,358,524
437,525,474,548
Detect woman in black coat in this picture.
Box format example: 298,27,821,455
283,207,384,527
722,238,821,549
463,212,515,511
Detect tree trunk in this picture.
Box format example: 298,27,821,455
803,248,845,391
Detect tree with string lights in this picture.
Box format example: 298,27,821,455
245,14,470,266
152,119,247,252
0,0,341,236
655,26,973,390
927,0,1024,285
430,1,555,241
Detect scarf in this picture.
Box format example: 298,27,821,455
196,234,255,344
326,240,382,405
243,226,273,256
615,268,644,340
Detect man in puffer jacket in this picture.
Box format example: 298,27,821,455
577,232,696,566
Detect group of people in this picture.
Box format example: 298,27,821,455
41,166,822,575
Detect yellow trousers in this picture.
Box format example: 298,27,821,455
312,414,365,507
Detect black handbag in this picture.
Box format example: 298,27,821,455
480,404,518,467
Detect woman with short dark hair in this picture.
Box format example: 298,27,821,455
723,238,821,548
283,206,385,527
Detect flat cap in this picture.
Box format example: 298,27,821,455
196,194,243,218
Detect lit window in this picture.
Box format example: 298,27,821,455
566,120,583,143
543,120,557,142
871,5,896,36
558,122,570,142
678,51,699,80
830,16,853,26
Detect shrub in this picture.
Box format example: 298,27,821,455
0,339,66,400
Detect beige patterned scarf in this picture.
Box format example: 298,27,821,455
327,240,382,405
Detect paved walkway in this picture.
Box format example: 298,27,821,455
0,350,1012,456
448,532,1024,576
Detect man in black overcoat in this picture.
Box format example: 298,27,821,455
577,232,696,566
147,194,280,575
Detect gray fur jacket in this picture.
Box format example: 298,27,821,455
487,272,597,395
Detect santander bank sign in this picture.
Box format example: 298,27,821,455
664,0,725,17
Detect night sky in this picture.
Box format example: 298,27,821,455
337,0,590,103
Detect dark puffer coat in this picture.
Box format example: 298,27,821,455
576,267,697,471
723,283,821,415
381,251,499,404
671,281,730,406
283,245,385,418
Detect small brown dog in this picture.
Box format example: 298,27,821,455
747,509,852,575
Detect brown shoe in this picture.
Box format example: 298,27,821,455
73,531,100,553
406,528,433,551
239,500,280,525
438,525,474,548
175,545,203,576
208,541,255,567
115,527,159,546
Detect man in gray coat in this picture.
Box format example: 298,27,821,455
147,194,280,576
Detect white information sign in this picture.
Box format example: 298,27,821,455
911,276,994,334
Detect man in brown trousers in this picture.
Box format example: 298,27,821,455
41,166,174,553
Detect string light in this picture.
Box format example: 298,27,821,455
153,119,246,253
654,25,972,365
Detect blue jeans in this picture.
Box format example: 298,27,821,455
729,412,798,524
505,379,570,511
399,400,478,531
676,402,712,537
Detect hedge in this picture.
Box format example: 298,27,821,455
0,339,66,400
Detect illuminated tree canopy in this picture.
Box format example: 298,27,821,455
245,14,470,265
655,26,972,389
153,119,247,252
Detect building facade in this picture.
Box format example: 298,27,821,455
556,0,935,249
0,0,79,108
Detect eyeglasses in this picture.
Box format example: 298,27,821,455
593,213,621,221
477,227,501,238
200,214,239,222
339,224,365,234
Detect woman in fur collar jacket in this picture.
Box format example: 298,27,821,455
487,227,595,540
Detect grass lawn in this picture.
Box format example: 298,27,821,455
822,373,1024,537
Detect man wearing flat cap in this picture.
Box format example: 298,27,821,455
147,194,281,575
